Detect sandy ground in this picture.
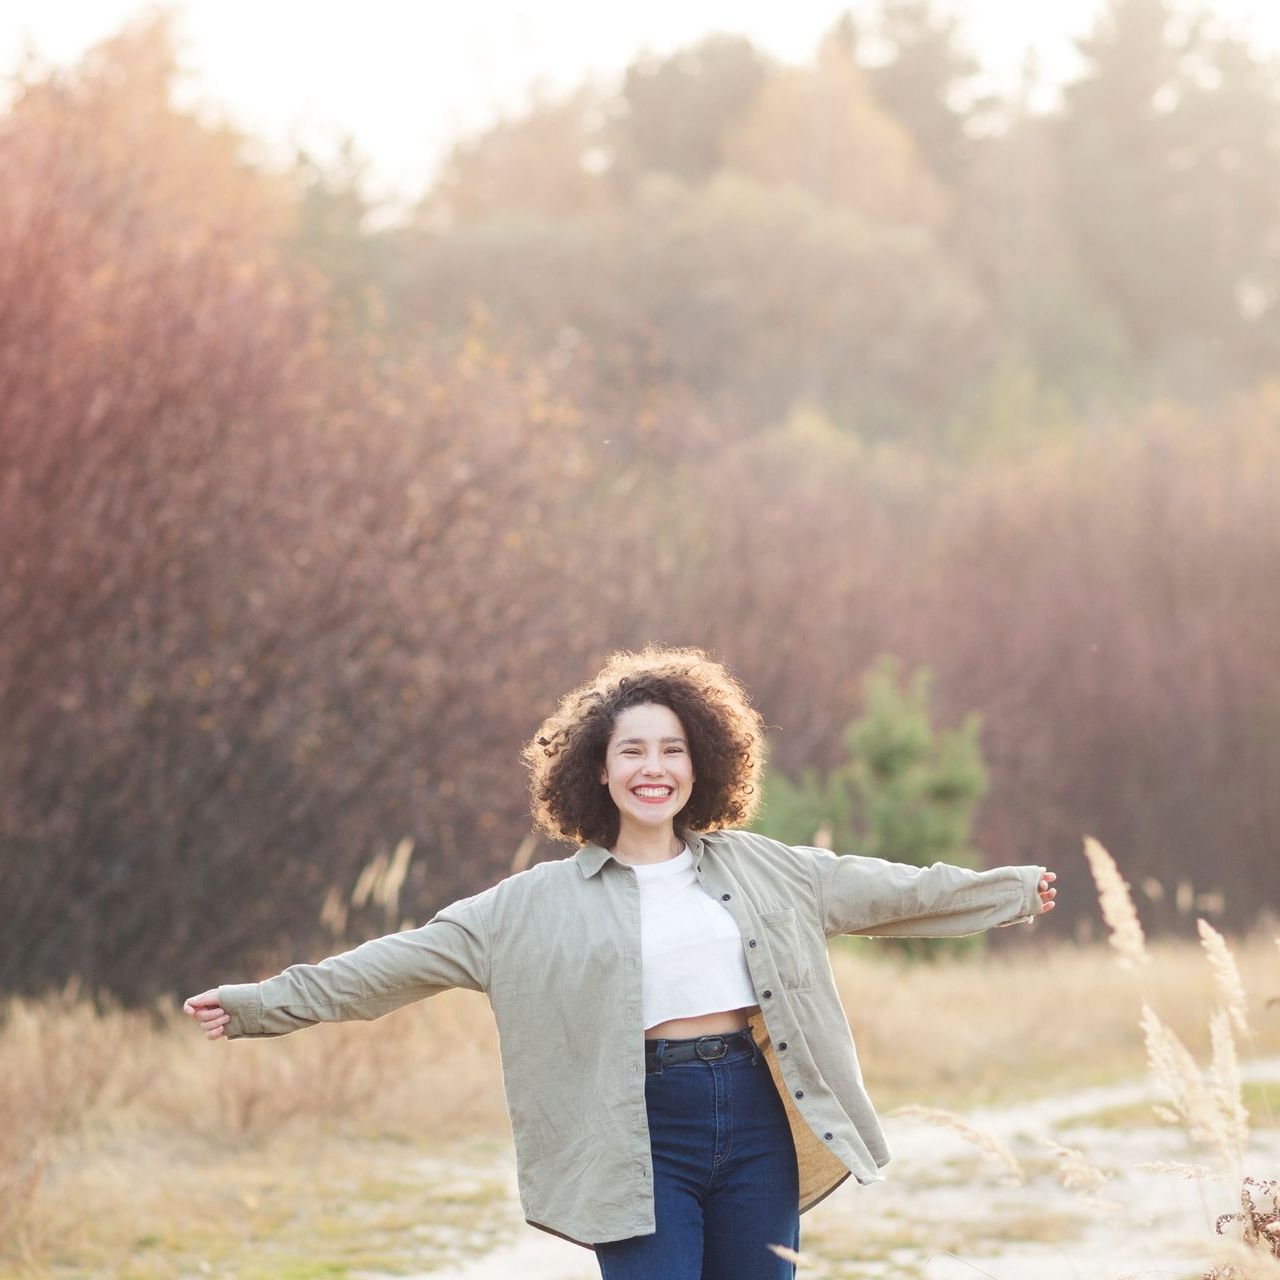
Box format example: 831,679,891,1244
377,1057,1280,1280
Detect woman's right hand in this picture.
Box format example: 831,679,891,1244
183,988,230,1040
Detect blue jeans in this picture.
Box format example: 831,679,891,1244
595,1033,800,1280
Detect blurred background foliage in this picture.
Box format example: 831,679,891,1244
2,1,1278,1001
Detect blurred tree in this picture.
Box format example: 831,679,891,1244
1,10,295,234
723,25,950,230
390,172,992,444
945,353,1075,461
1057,0,1280,390
863,0,981,183
915,398,1280,936
753,657,989,955
951,71,1135,440
285,137,393,331
755,657,987,873
609,33,771,188
1163,25,1280,374
418,85,612,228
385,20,995,443
848,658,987,872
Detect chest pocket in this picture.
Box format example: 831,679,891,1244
758,907,812,991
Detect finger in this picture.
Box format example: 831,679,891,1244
195,1008,226,1024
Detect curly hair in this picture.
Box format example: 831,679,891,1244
522,645,766,849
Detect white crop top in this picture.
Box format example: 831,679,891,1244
629,847,758,1030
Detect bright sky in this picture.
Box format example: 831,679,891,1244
4,0,1278,216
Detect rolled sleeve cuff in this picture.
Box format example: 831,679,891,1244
217,982,264,1038
1004,865,1043,926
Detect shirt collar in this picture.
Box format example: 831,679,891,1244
575,827,706,878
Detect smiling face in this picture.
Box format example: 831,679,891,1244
599,702,696,843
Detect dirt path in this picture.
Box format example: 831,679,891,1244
387,1057,1280,1280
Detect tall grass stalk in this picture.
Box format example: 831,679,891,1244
1200,919,1250,1036
1082,835,1149,968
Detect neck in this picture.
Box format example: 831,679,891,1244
612,820,684,865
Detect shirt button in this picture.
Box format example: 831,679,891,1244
748,939,757,948
721,893,731,901
794,1090,805,1099
778,1041,788,1051
823,1132,833,1141
762,990,773,999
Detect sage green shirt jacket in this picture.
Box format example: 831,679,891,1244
218,827,1044,1247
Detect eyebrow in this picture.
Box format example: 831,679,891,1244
614,736,687,747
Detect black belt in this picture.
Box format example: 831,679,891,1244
644,1030,756,1073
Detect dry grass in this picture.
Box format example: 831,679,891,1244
1211,1178,1280,1269
0,985,508,1275
1066,1081,1277,1133
1201,919,1251,1037
1082,835,1149,968
1040,1138,1110,1194
2,898,1279,1274
834,930,1280,1112
885,1105,1025,1185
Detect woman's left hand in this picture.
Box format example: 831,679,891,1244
1038,870,1057,913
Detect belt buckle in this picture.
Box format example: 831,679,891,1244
695,1035,728,1061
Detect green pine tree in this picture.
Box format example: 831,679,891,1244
753,656,989,957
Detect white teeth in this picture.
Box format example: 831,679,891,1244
634,787,672,797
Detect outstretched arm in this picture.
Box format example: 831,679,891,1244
182,892,492,1041
799,845,1056,938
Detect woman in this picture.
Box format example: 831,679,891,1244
184,645,1056,1279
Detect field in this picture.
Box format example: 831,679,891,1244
3,918,1279,1280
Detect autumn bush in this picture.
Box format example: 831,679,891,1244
2,17,1280,1010
0,19,613,1002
